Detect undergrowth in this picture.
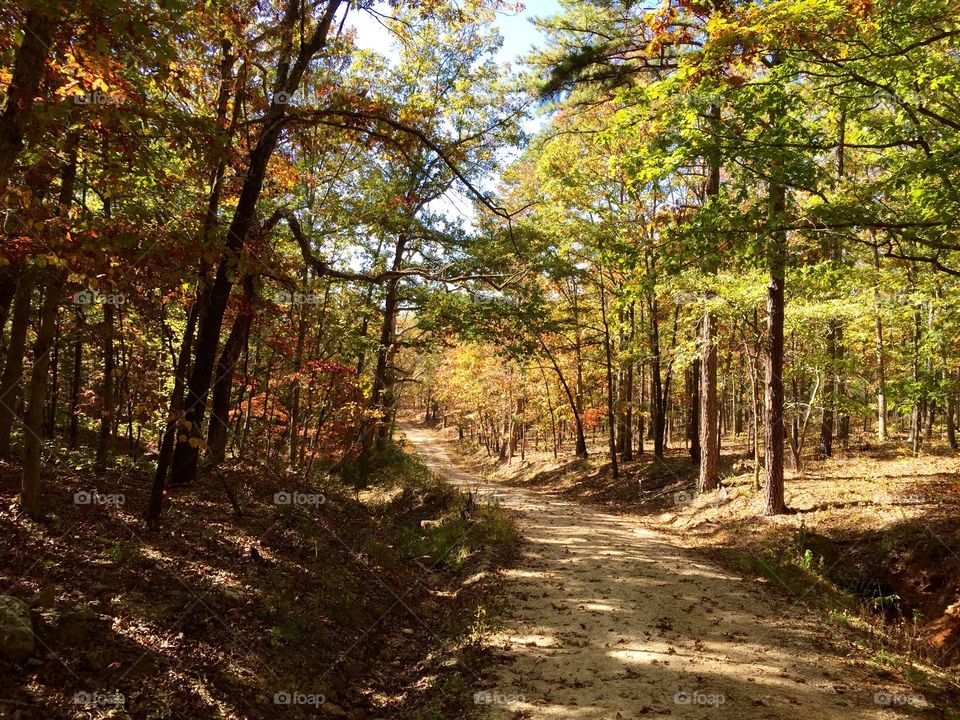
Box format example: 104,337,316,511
735,520,956,702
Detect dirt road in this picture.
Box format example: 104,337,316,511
399,422,932,720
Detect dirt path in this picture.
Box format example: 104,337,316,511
399,422,932,720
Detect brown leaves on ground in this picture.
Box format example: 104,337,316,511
0,456,514,719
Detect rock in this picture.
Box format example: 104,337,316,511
0,595,35,660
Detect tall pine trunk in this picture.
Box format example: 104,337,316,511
764,182,787,516
698,101,721,492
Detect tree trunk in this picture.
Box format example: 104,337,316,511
368,234,407,456
820,110,847,457
44,319,60,438
0,272,33,453
208,279,255,465
764,182,787,515
572,283,587,458
288,306,306,464
647,295,670,460
20,132,76,517
746,337,762,490
688,358,701,461
598,271,619,479
818,321,836,458
239,341,260,458
69,325,82,448
0,7,57,188
698,311,719,491
910,295,923,454
637,359,645,456
170,1,342,486
620,303,635,461
0,265,20,340
20,273,64,518
146,300,199,529
698,100,721,490
833,108,848,451
947,389,958,451
872,242,888,441
530,320,588,459
94,303,115,472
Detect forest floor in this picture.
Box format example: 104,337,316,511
0,439,518,719
400,421,960,719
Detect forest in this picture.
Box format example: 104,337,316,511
2,0,960,718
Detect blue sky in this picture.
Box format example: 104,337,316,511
492,0,564,65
